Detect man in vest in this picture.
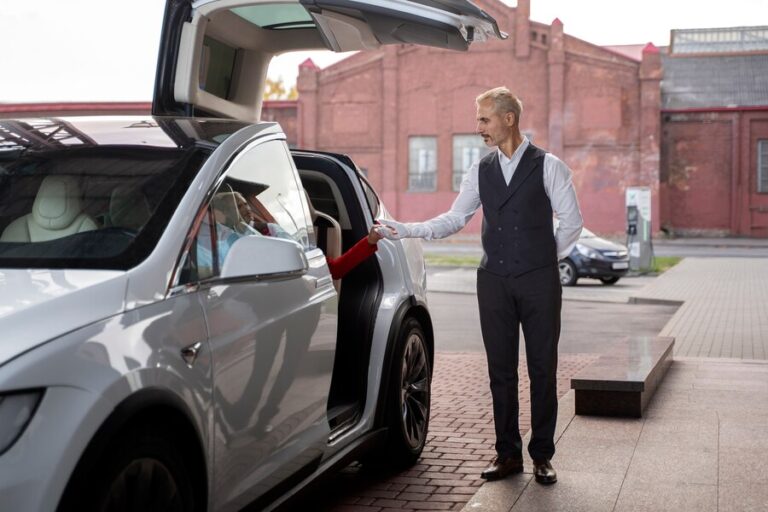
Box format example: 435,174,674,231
381,86,583,485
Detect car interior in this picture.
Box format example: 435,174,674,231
0,148,205,266
294,153,383,433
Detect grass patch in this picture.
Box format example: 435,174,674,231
424,254,482,267
652,256,682,273
426,253,683,274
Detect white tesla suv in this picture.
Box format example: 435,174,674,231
0,0,503,510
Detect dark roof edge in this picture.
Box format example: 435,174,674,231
662,105,768,113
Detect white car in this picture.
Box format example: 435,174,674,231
0,1,503,511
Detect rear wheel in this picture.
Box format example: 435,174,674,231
369,317,431,468
558,259,578,286
600,276,620,285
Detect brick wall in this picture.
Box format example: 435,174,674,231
298,0,653,236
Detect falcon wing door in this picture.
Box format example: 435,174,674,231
299,0,506,52
153,0,505,120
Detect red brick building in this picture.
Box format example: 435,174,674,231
3,14,766,238
297,0,662,235
297,0,768,237
660,27,768,237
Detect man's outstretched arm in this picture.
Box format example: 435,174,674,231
380,163,482,240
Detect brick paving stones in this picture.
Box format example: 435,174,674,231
295,352,597,512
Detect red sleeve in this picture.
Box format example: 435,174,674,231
327,237,378,280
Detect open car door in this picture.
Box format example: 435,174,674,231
153,0,505,121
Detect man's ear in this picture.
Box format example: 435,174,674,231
505,111,516,128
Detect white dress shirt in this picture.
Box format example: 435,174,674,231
411,137,583,260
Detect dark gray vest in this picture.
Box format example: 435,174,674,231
478,144,557,276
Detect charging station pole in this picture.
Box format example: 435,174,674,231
625,187,653,271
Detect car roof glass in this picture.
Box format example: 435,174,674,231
231,4,316,30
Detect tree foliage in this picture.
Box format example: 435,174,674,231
263,76,298,100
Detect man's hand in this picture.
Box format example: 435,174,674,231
378,219,433,240
378,219,410,240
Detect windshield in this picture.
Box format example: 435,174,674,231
0,146,208,270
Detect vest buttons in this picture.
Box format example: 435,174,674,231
514,226,518,231
499,259,504,264
497,227,502,231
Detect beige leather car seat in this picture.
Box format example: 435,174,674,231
0,175,98,242
304,189,342,292
108,185,152,231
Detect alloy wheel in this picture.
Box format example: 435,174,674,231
558,261,574,285
399,332,430,450
100,458,183,512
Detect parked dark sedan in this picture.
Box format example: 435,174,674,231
559,228,630,286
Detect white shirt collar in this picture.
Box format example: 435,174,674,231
497,136,530,166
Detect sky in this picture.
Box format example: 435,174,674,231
1,0,765,103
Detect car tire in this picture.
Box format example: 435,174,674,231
600,276,620,285
63,423,200,512
370,317,432,469
558,259,578,286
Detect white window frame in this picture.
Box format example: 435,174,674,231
758,139,768,194
408,136,437,192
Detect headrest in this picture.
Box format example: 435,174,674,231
110,185,152,230
32,175,84,230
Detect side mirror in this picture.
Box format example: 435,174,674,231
221,235,308,279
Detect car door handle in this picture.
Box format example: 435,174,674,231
310,275,333,289
181,342,203,368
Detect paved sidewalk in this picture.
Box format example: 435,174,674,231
458,255,768,511
632,258,768,359
463,358,768,512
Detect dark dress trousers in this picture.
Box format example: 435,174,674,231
476,144,562,461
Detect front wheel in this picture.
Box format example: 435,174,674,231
370,317,432,468
558,259,578,286
60,424,201,512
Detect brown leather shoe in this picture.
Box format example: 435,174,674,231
533,459,557,484
480,456,524,480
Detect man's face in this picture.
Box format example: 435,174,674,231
476,99,515,147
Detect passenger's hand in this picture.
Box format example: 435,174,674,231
367,225,385,245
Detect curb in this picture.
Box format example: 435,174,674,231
628,297,684,307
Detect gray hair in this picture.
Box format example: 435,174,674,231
476,87,523,122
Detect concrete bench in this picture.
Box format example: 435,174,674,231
570,336,675,418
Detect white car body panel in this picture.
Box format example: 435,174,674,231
0,269,127,366
0,0,500,503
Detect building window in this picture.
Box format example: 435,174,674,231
759,140,768,193
408,136,437,192
452,135,492,191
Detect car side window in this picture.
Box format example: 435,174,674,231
222,140,312,249
177,139,312,285
178,207,217,284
